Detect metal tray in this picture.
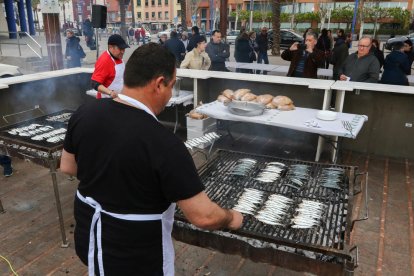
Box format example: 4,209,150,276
227,100,265,117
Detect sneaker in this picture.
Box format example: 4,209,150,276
4,166,13,177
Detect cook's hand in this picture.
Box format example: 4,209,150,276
289,42,299,51
339,74,348,81
110,91,118,98
227,209,243,230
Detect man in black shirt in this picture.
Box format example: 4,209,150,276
60,43,242,276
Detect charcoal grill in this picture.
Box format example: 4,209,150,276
173,149,368,275
0,109,74,247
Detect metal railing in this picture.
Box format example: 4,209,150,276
0,31,43,58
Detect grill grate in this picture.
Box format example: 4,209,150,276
175,149,357,257
0,110,73,153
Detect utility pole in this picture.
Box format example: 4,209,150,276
40,0,64,70
220,0,228,38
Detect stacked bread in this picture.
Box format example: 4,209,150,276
217,89,295,111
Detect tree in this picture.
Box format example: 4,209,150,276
363,3,388,37
181,0,187,29
331,6,354,31
388,7,410,29
118,0,127,39
271,0,281,56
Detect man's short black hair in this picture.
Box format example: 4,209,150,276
124,43,175,88
192,26,199,34
170,30,178,38
212,30,221,36
393,41,405,51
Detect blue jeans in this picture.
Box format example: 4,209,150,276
256,52,269,75
0,155,12,176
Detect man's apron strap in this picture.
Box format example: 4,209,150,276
76,190,163,276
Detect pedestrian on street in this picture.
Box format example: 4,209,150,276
134,28,141,46
330,29,349,80
381,41,410,86
181,31,189,50
256,27,269,74
0,155,13,177
65,29,85,68
90,34,130,99
205,30,230,72
181,36,211,70
165,31,186,67
187,26,201,52
128,26,135,45
234,32,252,73
140,27,147,45
158,34,167,46
60,43,243,275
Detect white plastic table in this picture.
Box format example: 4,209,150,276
196,101,368,162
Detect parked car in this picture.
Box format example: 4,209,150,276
268,29,303,50
384,35,414,51
0,63,23,78
157,28,176,38
226,30,240,44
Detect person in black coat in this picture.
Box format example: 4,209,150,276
371,39,385,70
330,31,349,80
164,31,186,67
316,28,331,69
186,26,201,52
403,39,414,74
235,32,252,73
65,29,84,68
381,42,410,86
256,27,269,74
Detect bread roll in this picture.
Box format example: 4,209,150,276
265,102,277,109
241,93,257,102
217,95,231,104
233,89,251,100
272,96,293,107
256,94,274,105
278,104,295,111
189,112,206,119
221,89,234,99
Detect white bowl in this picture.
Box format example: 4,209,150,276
316,110,337,121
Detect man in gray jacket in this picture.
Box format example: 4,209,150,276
338,36,380,83
206,30,230,72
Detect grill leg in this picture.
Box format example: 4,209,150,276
0,198,5,213
49,158,69,248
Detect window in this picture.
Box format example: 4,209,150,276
158,11,162,18
137,12,141,18
177,0,180,3
165,0,168,5
201,9,207,19
165,11,169,19
177,10,181,17
137,0,141,6
151,0,155,6
145,12,149,19
152,12,156,18
158,0,162,5
145,0,148,6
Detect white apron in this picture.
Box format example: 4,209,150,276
97,51,125,99
77,191,175,276
78,96,175,275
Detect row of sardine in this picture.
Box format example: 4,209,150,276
228,158,257,176
232,188,264,215
31,128,67,141
255,194,293,225
255,162,286,183
184,132,220,150
46,113,72,122
283,164,311,190
6,124,48,136
291,200,326,229
318,167,345,190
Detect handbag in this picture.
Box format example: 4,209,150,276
77,44,86,58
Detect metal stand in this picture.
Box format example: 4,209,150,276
49,157,69,248
0,198,5,214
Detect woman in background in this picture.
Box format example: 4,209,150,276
180,36,211,70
